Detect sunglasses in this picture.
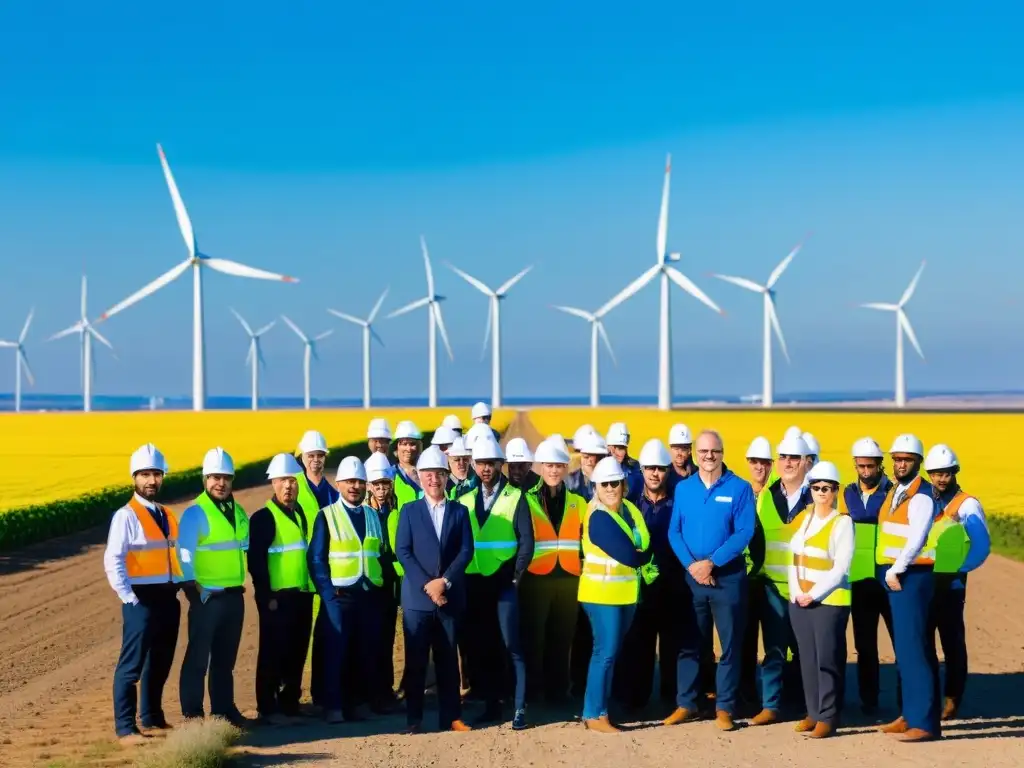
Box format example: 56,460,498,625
810,484,836,493
598,481,622,488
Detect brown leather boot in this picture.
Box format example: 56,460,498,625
662,707,697,726
880,716,908,734
941,697,958,721
898,728,937,743
807,722,834,739
584,715,621,733
750,708,779,726
793,717,816,733
714,710,737,731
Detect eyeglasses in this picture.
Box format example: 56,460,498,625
696,449,723,457
598,481,622,488
779,454,802,461
810,484,835,493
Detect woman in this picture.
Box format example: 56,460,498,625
365,452,402,708
578,456,650,733
788,460,854,739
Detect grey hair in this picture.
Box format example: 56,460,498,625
695,429,724,449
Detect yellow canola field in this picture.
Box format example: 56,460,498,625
0,408,514,512
527,408,1022,518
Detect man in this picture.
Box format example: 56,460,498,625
178,448,248,725
506,437,541,493
431,424,458,454
615,439,684,711
802,433,820,473
387,421,425,580
923,444,989,721
364,453,402,707
247,453,313,725
442,413,464,435
471,401,492,425
566,431,608,502
367,418,392,456
457,437,534,729
105,444,182,744
666,430,755,732
308,456,389,723
667,423,697,495
605,422,643,503
843,437,895,714
876,434,941,742
445,436,477,500
396,446,475,733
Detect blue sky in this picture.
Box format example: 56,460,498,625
1,3,1023,401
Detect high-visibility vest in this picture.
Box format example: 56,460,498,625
387,469,423,578
840,482,890,583
459,483,521,576
927,491,972,574
744,467,779,575
759,485,808,600
875,476,938,566
192,493,249,589
124,496,183,585
265,499,312,592
525,486,585,576
791,512,852,607
323,502,384,588
578,500,650,606
293,473,322,542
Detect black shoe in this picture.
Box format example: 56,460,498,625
512,709,527,731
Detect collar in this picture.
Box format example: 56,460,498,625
425,495,446,510
133,492,156,511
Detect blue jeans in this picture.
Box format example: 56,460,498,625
759,581,794,711
581,602,636,720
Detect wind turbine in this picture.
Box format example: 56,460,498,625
281,316,332,410
599,154,724,410
859,261,926,408
0,309,35,413
445,263,532,408
551,302,618,407
386,236,454,408
710,240,805,408
231,309,275,411
48,276,116,412
96,144,298,412
327,287,389,409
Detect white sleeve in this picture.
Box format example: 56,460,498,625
958,497,991,573
177,505,205,583
787,529,802,602
809,515,854,602
887,493,935,577
103,509,138,604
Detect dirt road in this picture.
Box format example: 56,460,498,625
1,414,1022,767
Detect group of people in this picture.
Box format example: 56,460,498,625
104,400,989,745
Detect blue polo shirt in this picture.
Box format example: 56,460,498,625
669,466,755,569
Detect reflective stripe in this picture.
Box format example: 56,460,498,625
883,546,935,561
129,574,180,585
474,540,517,550
197,541,247,552
881,521,912,537
267,542,307,554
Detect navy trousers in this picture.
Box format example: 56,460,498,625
319,586,384,712
179,589,244,719
255,591,313,716
851,577,895,708
464,575,526,712
403,607,462,729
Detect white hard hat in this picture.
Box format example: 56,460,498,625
605,422,630,447
130,443,168,476
364,452,394,483
578,433,609,456
394,420,423,441
447,435,472,457
571,424,597,448
464,422,493,448
801,432,820,457
336,455,367,482
298,430,329,455
924,444,959,472
777,435,811,457
202,447,235,476
851,437,884,459
505,437,534,464
668,423,693,446
807,461,841,485
472,437,505,462
889,433,925,457
416,445,449,472
745,436,773,461
783,425,803,441
471,401,492,419
431,425,458,446
591,456,626,484
266,453,302,480
638,438,671,467
366,418,392,440
535,438,570,465
548,433,570,456
442,414,463,432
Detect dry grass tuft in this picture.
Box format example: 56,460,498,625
134,718,240,768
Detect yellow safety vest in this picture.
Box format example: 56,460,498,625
459,483,521,576
875,476,937,566
323,501,384,588
193,493,249,589
744,468,779,575
578,500,650,606
927,491,972,574
293,472,322,542
791,512,851,607
759,483,808,600
387,469,423,578
265,499,312,592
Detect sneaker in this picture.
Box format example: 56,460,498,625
512,709,527,731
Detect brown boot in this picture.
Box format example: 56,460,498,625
793,717,816,733
662,707,697,726
880,716,908,734
450,720,473,732
941,697,958,721
750,708,779,726
898,728,937,743
714,710,737,731
807,722,834,739
584,715,621,733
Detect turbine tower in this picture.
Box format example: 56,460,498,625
49,276,116,412
859,261,926,408
327,287,389,409
281,316,333,410
551,302,618,407
231,309,275,411
96,144,299,412
386,236,453,408
600,154,723,410
0,309,34,413
711,240,804,407
445,263,532,408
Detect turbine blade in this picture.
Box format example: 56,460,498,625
433,303,454,361
88,325,115,351
370,326,385,347
18,349,34,386
766,242,803,289
48,322,83,341
19,308,34,343
257,342,267,369
280,315,309,343
496,265,532,295
420,236,435,297
447,263,494,296
203,258,298,283
254,320,275,336
314,329,334,342
665,267,724,314
386,296,430,319
657,154,671,264
598,264,660,316
245,339,254,367
899,310,925,359
552,305,595,322
481,301,493,359
230,307,254,336
597,320,618,367
712,274,765,293
899,260,926,307
767,298,790,363
97,260,191,322
367,287,389,324
860,302,899,311
0,340,15,348
156,144,198,258
80,275,88,319
327,308,366,326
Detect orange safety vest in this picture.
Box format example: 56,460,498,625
876,476,936,566
124,496,183,585
527,488,585,576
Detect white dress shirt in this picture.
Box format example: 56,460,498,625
103,493,158,605
481,480,501,512
426,496,447,540
886,478,935,578
788,509,854,603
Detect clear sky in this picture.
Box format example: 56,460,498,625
1,2,1022,402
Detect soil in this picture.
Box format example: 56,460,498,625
1,412,1022,767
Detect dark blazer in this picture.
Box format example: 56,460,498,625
396,496,474,614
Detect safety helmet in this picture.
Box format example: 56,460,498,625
924,444,959,472
130,443,168,476
298,430,329,454
202,447,235,476
807,461,841,485
851,437,884,459
505,437,534,464
668,423,693,446
745,436,773,461
416,446,449,472
535,439,570,465
889,433,925,457
591,456,626,484
364,453,394,483
266,453,302,480
336,456,367,482
638,439,671,468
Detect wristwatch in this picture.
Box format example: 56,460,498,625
443,578,452,590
